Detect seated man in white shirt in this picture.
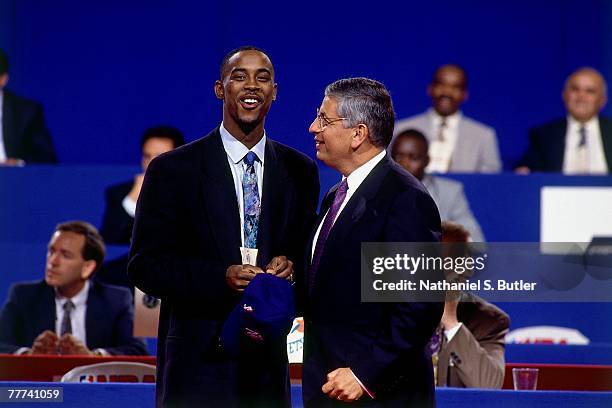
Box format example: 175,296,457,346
99,126,185,245
393,64,502,173
0,221,147,356
516,67,611,174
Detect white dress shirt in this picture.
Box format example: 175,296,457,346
563,116,608,174
219,122,266,247
311,150,386,259
122,196,137,218
54,280,89,345
0,90,6,162
426,109,461,174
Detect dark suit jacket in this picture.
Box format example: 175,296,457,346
100,181,134,245
0,279,147,355
436,294,509,389
302,156,443,407
516,116,612,172
1,90,57,163
128,127,320,407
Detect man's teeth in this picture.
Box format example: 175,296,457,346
243,98,258,104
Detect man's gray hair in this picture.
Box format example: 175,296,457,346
325,77,395,148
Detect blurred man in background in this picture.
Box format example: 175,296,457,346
0,221,146,356
0,48,57,165
429,221,509,388
394,64,501,173
391,129,485,241
516,67,611,174
99,125,185,245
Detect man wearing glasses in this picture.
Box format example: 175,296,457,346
129,46,319,407
302,77,442,406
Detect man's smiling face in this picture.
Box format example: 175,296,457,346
215,50,277,134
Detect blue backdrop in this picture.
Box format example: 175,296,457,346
1,0,611,168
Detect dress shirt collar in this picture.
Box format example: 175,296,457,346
219,122,266,165
567,115,599,134
345,149,386,193
54,279,89,309
428,108,462,129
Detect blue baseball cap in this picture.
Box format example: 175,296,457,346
221,273,295,357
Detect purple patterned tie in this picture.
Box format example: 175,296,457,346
309,179,349,292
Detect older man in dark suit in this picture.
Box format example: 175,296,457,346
516,67,612,174
0,49,57,165
302,77,443,407
128,46,319,407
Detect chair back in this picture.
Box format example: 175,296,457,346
60,362,156,383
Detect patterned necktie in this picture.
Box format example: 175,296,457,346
438,118,447,142
309,179,349,292
426,326,443,358
427,326,444,385
578,126,587,147
242,151,260,249
60,300,74,336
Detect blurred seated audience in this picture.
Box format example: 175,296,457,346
516,67,611,174
428,221,509,388
0,221,147,356
0,48,57,165
391,129,485,242
99,126,185,245
393,64,501,173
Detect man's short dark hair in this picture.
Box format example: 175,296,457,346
0,49,8,75
140,126,185,150
432,64,469,87
219,45,272,79
395,128,429,150
325,77,395,148
55,221,106,273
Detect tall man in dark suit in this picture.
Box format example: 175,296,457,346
0,221,147,356
516,67,611,174
0,49,57,165
128,46,320,407
302,78,443,406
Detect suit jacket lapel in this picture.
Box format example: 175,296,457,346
85,282,105,348
2,92,18,157
199,129,242,266
257,139,290,267
599,117,612,169
35,283,56,337
306,185,337,268
552,120,568,171
451,121,471,169
325,157,390,244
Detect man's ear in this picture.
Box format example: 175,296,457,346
272,83,278,101
350,124,369,149
80,260,96,281
214,80,224,100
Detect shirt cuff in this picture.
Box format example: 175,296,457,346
122,196,137,218
350,368,376,399
444,322,463,342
